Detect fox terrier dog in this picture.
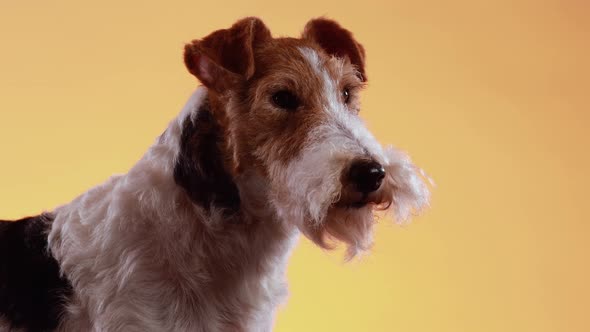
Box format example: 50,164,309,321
0,17,431,332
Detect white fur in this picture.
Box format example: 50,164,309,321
49,88,298,331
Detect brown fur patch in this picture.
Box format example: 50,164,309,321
226,38,366,172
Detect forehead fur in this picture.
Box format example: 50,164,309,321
250,38,363,90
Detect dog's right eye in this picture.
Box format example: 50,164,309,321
271,90,299,111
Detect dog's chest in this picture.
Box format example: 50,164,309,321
56,218,298,332
155,221,298,331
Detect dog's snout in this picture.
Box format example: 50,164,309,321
348,160,385,193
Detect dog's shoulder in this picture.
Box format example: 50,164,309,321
0,214,72,331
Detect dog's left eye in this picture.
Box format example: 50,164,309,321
272,90,300,111
342,88,350,104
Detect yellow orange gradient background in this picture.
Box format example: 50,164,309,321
0,1,588,331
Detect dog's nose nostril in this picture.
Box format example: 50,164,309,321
348,160,386,193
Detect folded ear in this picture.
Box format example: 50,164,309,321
302,18,367,81
184,17,272,92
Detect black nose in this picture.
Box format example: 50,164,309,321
348,160,386,193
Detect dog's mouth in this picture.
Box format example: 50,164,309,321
334,178,394,210
334,190,378,209
335,196,370,209
348,200,368,209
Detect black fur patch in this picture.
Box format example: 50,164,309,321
174,100,241,213
0,214,72,331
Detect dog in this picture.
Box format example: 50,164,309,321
0,17,431,332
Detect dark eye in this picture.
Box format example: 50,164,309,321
342,88,350,103
272,90,299,111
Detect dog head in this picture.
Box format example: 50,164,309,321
182,17,431,258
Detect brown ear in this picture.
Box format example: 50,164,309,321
302,18,367,81
184,17,272,92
